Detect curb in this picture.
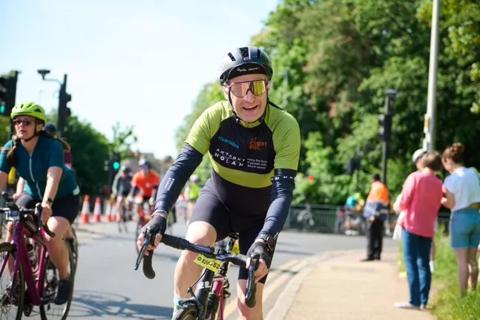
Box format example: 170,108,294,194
265,252,335,320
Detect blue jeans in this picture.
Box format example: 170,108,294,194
402,229,432,306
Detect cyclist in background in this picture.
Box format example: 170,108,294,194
184,174,201,225
129,159,160,212
0,102,80,305
138,46,301,319
43,123,74,169
112,166,133,223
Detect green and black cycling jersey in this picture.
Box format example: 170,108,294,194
155,100,301,237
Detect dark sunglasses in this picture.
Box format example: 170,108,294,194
228,80,267,98
13,119,34,126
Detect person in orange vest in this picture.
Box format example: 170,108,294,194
362,173,390,261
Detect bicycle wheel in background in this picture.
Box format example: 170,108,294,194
39,241,75,320
0,242,25,320
67,228,79,275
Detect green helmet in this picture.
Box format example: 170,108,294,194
11,102,47,123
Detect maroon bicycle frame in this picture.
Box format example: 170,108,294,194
1,220,50,305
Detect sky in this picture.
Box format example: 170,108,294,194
0,0,280,159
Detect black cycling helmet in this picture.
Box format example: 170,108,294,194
139,159,152,170
219,46,273,85
44,123,57,135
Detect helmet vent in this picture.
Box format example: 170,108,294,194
239,47,249,61
227,52,235,61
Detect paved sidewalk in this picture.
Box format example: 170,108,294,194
268,248,434,320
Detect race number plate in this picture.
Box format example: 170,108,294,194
194,255,222,273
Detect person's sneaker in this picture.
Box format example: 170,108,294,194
394,302,420,310
420,304,428,310
54,279,71,305
360,257,375,262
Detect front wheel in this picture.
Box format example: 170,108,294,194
39,240,75,320
172,301,199,320
0,242,25,320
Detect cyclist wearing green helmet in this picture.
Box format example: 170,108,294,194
138,47,301,319
0,102,80,305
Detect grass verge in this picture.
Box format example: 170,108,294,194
430,231,480,320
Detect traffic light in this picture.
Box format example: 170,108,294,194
378,113,392,141
0,71,18,117
57,74,72,135
347,157,361,175
112,153,121,172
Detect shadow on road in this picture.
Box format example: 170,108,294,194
69,290,170,319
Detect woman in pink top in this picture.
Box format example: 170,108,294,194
394,151,443,310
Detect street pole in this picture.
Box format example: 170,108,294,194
381,89,396,186
423,0,440,152
58,74,68,136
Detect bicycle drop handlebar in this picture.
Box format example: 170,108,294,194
0,193,55,238
135,231,258,307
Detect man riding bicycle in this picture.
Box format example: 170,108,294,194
137,46,301,319
0,102,80,305
112,165,133,222
129,159,160,215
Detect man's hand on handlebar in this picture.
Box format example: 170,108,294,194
136,211,168,254
246,239,273,282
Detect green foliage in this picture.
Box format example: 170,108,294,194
110,122,138,159
178,0,480,206
0,117,10,143
63,116,111,196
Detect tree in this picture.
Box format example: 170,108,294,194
63,116,111,196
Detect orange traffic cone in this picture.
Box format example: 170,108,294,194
80,195,91,224
93,197,102,223
104,201,112,222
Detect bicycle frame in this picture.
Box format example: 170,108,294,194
136,232,257,320
8,222,49,305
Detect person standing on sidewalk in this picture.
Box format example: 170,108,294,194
394,151,443,310
362,173,389,261
441,142,480,296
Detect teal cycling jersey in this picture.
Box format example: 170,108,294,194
0,136,80,200
186,101,301,188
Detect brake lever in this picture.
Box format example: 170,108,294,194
134,230,150,271
34,203,56,238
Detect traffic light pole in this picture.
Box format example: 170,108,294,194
381,89,396,186
37,70,71,137
58,74,68,136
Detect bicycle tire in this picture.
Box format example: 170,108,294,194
0,242,25,320
39,240,75,320
172,301,198,320
68,228,79,276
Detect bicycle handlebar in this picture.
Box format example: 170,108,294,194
0,193,55,238
134,232,257,306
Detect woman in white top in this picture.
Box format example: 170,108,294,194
441,142,480,296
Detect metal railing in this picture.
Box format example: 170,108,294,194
286,204,452,235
